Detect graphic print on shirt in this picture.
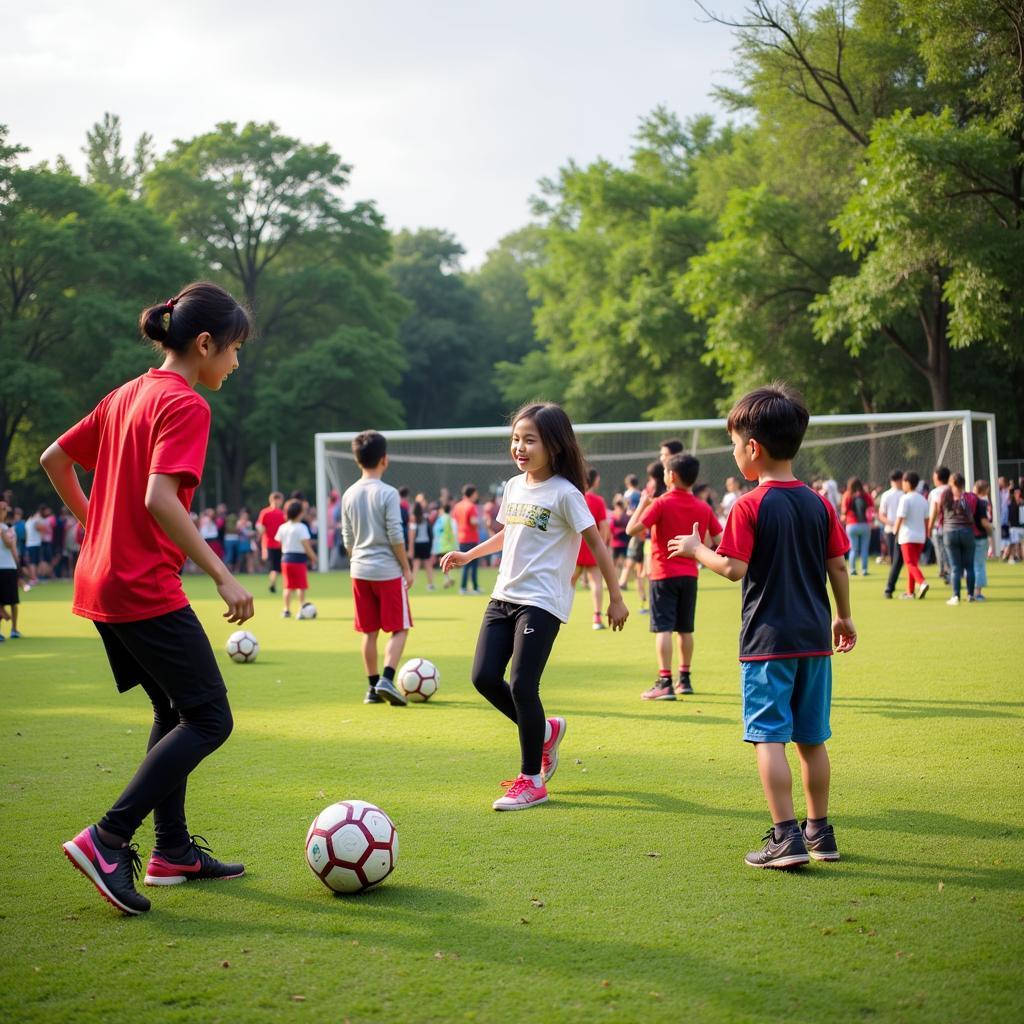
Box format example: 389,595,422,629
503,502,551,532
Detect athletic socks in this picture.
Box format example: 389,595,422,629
773,818,799,841
382,666,396,684
805,816,829,839
658,670,672,682
368,674,380,688
526,773,544,787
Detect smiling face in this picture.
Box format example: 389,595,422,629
198,336,243,391
510,417,550,479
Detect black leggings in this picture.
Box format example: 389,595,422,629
99,679,233,848
470,600,560,776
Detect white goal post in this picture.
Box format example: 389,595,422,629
315,410,1000,571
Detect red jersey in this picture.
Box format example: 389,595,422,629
576,490,608,567
58,369,211,623
452,498,480,545
641,488,721,580
257,506,287,550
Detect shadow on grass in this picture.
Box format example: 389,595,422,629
556,706,734,725
834,695,1021,720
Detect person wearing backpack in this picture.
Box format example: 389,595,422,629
841,478,874,577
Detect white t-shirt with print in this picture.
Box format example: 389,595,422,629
493,473,596,623
897,491,929,544
275,520,312,555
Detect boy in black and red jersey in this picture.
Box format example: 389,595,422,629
672,383,856,869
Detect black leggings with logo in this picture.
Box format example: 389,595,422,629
470,600,561,776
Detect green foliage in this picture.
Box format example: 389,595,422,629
83,112,154,195
146,121,406,503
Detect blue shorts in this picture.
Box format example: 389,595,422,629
741,656,832,745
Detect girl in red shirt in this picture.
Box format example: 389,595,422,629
41,282,254,916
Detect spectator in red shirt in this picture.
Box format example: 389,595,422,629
40,281,253,915
452,485,482,594
628,454,721,699
572,468,611,630
840,477,874,577
256,492,286,594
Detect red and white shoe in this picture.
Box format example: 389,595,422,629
541,717,567,784
144,835,244,886
493,775,548,811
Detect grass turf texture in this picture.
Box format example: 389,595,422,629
1,565,1022,1024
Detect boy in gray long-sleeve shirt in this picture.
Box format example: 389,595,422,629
341,431,414,706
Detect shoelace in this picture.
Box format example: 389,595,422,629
758,827,775,848
188,834,215,865
502,777,534,797
124,843,143,881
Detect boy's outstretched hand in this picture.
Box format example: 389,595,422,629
833,616,857,653
606,597,629,631
667,522,702,560
439,550,468,574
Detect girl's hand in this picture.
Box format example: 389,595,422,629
833,616,857,653
219,577,254,624
667,523,702,559
606,597,629,631
440,550,467,574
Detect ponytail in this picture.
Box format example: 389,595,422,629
139,281,251,353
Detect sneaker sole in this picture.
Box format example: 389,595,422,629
542,718,566,784
807,850,841,862
375,684,408,707
744,854,810,869
641,694,676,701
62,841,147,915
144,869,245,886
493,794,549,811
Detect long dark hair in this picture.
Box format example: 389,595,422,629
510,402,588,493
647,460,666,497
139,281,251,354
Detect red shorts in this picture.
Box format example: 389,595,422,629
282,562,309,591
352,577,413,634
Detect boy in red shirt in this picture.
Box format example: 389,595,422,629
452,485,482,594
628,454,721,699
256,491,286,593
41,282,253,914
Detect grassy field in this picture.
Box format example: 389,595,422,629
1,563,1022,1024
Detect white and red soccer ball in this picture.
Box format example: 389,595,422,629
226,630,259,664
397,658,440,702
305,800,398,894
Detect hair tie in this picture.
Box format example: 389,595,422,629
165,297,178,310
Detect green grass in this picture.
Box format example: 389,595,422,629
1,564,1022,1024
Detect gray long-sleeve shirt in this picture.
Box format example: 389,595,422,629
341,477,404,580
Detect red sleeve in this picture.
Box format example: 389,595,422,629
639,496,662,528
588,493,607,523
57,403,105,471
716,494,757,562
821,493,851,558
150,398,211,489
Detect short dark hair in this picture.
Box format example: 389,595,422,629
625,474,639,488
726,382,809,461
889,469,904,482
462,484,477,499
666,454,699,486
399,486,410,498
586,466,600,488
286,500,303,520
905,471,920,489
352,431,387,468
934,465,951,484
660,438,684,455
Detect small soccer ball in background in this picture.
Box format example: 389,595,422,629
305,800,398,894
298,602,318,620
397,658,440,702
226,630,259,664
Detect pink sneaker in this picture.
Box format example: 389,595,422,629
492,775,548,811
541,717,567,783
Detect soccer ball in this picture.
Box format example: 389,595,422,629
226,630,259,664
397,658,440,701
305,800,398,894
298,602,318,620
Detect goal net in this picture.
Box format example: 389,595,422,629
315,411,999,568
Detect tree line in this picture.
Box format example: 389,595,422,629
3,1,1022,512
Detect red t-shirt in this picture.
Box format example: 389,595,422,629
452,498,480,545
576,491,608,567
58,369,211,623
640,489,722,580
257,506,287,550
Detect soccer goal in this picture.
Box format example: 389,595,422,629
314,410,1000,570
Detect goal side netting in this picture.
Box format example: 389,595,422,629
315,411,999,569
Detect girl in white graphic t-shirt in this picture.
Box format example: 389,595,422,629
440,403,629,811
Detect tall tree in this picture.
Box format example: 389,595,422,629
83,112,154,195
146,122,406,505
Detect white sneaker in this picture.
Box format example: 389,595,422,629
592,621,606,631
946,595,960,606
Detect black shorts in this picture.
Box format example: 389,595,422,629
648,576,698,633
0,568,18,605
268,548,283,572
94,606,227,709
626,537,644,562
413,542,432,561
612,545,628,559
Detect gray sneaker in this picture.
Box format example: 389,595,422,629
374,677,408,706
801,820,840,861
744,826,810,869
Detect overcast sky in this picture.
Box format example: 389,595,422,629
2,0,748,266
